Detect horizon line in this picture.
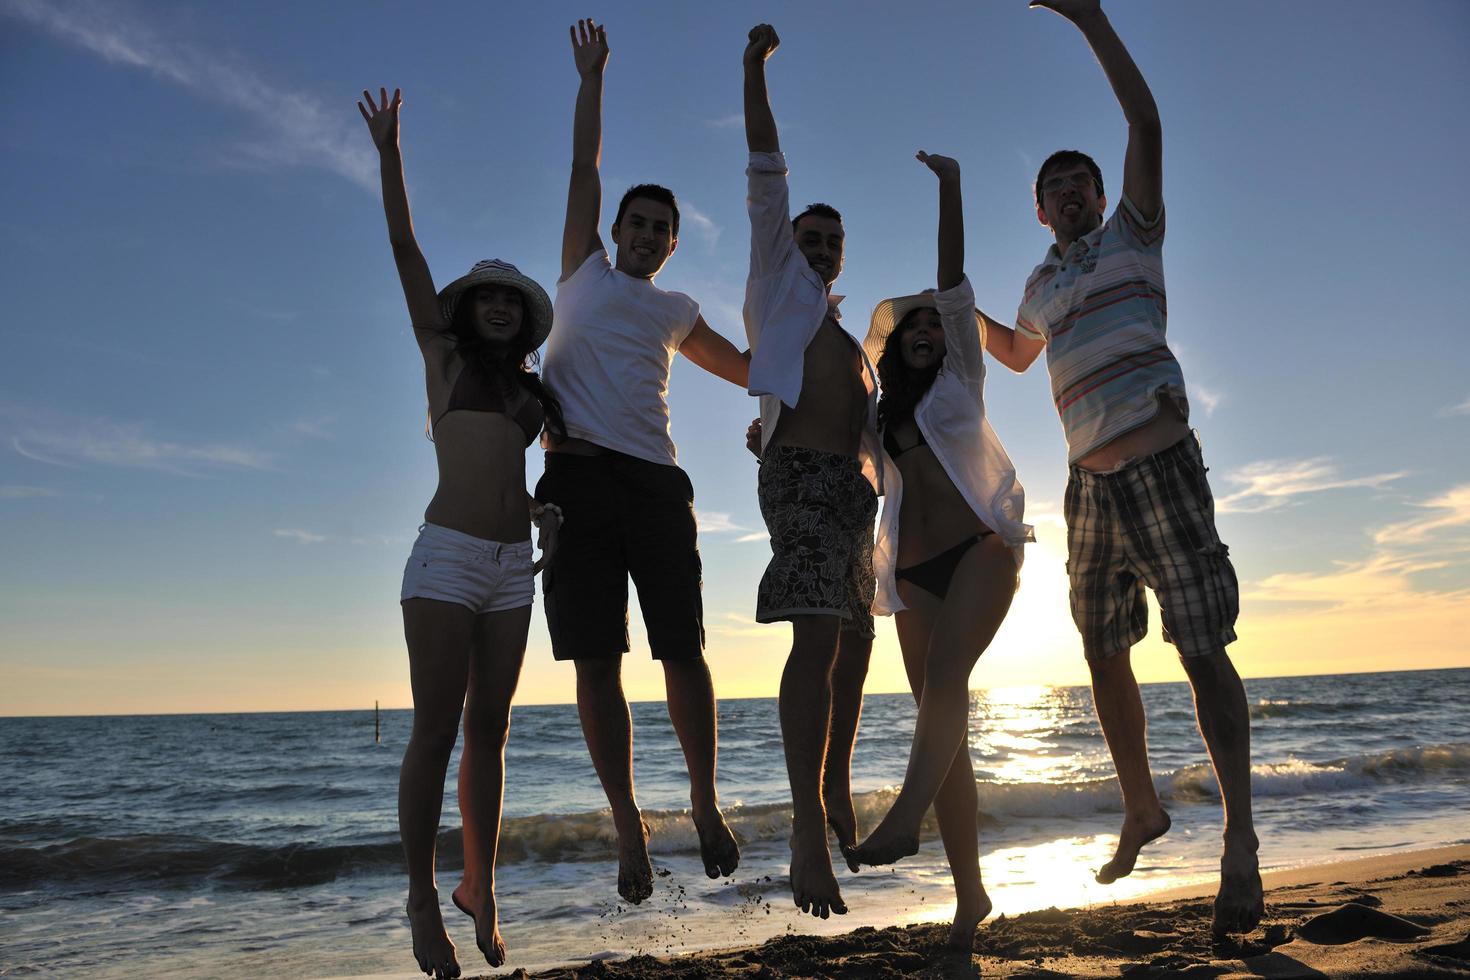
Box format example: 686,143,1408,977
2,664,1466,720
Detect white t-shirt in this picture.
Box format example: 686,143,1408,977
543,250,700,465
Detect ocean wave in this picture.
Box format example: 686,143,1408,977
1247,698,1372,720
6,742,1463,891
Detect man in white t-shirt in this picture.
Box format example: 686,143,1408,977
535,19,750,906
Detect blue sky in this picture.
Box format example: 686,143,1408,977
2,0,1468,715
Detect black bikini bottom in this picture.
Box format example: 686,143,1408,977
894,530,994,601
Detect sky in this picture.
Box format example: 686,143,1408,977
2,0,1468,717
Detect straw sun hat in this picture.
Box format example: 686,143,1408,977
437,259,554,350
862,289,986,366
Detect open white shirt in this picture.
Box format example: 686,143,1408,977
743,150,882,494
872,276,1033,616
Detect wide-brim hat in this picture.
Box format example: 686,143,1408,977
437,259,554,351
863,289,985,366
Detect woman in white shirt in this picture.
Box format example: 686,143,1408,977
847,152,1032,949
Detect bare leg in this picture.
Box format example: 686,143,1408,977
573,656,652,904
1180,650,1262,935
779,614,847,918
852,538,1015,866
450,605,530,968
399,598,472,980
1089,649,1172,884
880,586,993,949
662,656,739,877
825,629,872,869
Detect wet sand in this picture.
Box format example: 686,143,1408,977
495,845,1470,979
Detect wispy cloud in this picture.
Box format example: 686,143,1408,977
292,416,335,440
1,0,375,189
1373,484,1470,546
705,113,744,129
1216,457,1406,514
0,484,59,499
1192,384,1223,417
680,199,722,250
706,611,783,638
695,510,768,542
3,407,272,476
1438,396,1470,418
274,528,327,544
1243,483,1470,616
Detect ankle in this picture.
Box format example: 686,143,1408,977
1223,828,1259,854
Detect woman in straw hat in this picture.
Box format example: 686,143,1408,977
359,86,564,978
846,151,1033,948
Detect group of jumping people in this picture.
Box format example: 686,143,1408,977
360,4,1265,977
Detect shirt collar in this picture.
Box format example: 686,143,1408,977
828,293,845,320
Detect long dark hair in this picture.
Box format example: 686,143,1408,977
449,294,567,441
876,307,941,433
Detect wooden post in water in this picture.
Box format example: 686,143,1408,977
375,700,380,744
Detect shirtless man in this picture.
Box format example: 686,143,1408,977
980,0,1263,935
742,23,884,920
539,19,744,905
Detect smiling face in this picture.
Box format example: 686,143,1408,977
896,307,946,371
611,197,678,279
793,213,845,288
1036,161,1106,244
468,284,524,346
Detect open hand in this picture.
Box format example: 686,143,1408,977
1028,0,1101,21
744,24,780,66
570,18,609,76
357,87,401,152
916,151,960,179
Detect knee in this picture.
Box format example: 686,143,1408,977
575,658,622,691
463,702,512,749
1087,650,1133,683
1179,650,1235,688
409,717,460,756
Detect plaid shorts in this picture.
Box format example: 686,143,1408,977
1064,433,1238,660
756,446,878,639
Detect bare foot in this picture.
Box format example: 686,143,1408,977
824,791,860,872
450,881,507,968
947,888,994,951
1096,809,1171,884
1213,841,1264,936
847,810,920,868
693,808,740,878
406,891,461,979
790,823,847,918
617,817,654,904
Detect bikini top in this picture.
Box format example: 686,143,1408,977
883,421,929,460
432,355,545,447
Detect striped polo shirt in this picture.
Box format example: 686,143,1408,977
1016,194,1187,463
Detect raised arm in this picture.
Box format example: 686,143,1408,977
679,317,752,387
743,24,780,153
1031,0,1161,219
916,152,963,291
358,87,441,328
562,19,609,280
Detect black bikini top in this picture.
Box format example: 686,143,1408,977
433,355,545,447
883,422,929,460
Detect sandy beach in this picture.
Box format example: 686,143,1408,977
496,845,1470,979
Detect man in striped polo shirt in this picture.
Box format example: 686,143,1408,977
983,0,1262,936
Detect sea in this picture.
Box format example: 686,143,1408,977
2,667,1468,978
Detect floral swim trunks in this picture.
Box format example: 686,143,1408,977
755,445,878,638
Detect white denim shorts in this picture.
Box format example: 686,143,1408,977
400,523,535,614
